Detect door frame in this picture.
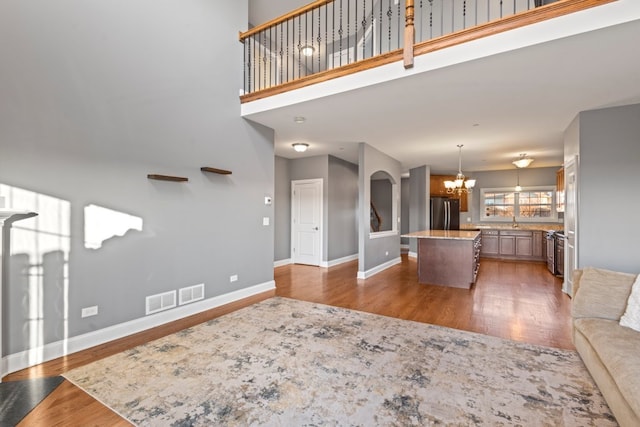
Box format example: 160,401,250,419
563,155,578,296
290,178,323,266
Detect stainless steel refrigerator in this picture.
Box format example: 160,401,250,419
430,197,460,230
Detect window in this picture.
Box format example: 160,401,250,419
481,186,557,222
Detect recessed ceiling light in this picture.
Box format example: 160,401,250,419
292,143,309,153
294,116,306,124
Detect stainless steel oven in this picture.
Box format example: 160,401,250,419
546,231,556,275
555,231,565,278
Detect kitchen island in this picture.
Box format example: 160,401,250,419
403,230,481,289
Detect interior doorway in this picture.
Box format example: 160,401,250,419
291,179,323,266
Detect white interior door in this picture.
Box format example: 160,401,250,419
291,179,322,266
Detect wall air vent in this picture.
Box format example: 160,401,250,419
179,283,205,306
146,290,177,315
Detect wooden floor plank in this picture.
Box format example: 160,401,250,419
3,256,572,425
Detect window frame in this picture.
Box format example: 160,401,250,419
480,186,558,223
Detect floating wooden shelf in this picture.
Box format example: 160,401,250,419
200,167,232,175
147,174,189,182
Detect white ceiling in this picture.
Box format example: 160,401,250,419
247,1,640,174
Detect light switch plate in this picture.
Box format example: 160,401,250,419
263,217,270,226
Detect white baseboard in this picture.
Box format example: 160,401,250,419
408,251,418,259
2,280,275,378
357,257,402,279
274,258,292,268
320,253,358,268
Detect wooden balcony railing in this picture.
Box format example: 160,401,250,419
239,0,615,103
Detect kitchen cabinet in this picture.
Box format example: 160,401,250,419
404,230,481,289
556,167,565,192
499,234,516,256
533,231,544,259
429,175,468,212
480,230,499,256
480,229,545,261
556,167,566,213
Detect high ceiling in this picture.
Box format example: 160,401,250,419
247,1,640,174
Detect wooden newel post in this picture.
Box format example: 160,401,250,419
404,0,415,68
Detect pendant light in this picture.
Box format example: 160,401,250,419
444,144,476,195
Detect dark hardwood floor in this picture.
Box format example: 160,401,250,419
274,256,572,349
3,255,571,426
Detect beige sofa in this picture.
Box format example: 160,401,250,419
572,267,640,427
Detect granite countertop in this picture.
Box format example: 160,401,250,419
402,230,481,240
460,223,563,231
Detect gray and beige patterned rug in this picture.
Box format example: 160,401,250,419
64,297,616,426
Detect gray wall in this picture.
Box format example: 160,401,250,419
274,156,291,261
328,156,359,260
400,178,410,245
408,165,430,254
277,155,358,264
0,0,275,355
358,143,401,273
574,103,640,273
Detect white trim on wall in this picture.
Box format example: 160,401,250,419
369,230,398,239
274,258,292,268
356,257,402,279
2,280,275,378
320,253,358,268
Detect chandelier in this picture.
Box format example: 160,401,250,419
444,144,476,195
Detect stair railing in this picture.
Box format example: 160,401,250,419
239,0,615,101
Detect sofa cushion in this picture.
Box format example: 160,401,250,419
620,274,640,332
574,318,640,417
573,267,636,321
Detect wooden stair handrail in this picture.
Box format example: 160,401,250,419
240,0,334,42
413,0,616,58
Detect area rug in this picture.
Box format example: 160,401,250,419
63,297,616,426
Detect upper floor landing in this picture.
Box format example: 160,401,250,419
240,0,639,116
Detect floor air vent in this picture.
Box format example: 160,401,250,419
179,283,205,306
146,290,177,315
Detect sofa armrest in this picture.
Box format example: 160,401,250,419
572,267,636,321
572,269,583,298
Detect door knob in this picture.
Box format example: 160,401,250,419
314,227,319,230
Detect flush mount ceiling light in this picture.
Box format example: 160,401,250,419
512,153,534,168
444,144,476,195
293,116,306,124
292,143,309,153
300,45,315,57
